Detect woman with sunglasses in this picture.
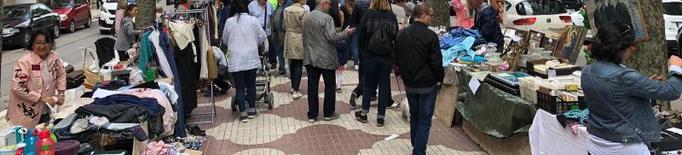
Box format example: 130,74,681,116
583,23,682,154
6,31,66,128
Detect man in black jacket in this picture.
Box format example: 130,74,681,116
394,3,444,155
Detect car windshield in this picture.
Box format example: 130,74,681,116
516,0,567,15
663,2,682,15
3,6,29,20
53,0,74,8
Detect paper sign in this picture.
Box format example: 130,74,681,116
468,78,481,95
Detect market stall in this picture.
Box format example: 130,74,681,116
0,1,225,155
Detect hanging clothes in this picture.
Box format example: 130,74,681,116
168,21,196,50
138,32,153,74
149,30,174,79
199,25,210,79
173,35,199,115
160,29,187,137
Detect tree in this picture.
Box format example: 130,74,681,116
136,0,156,28
427,0,450,27
620,0,669,109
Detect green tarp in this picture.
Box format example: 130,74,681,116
455,70,537,138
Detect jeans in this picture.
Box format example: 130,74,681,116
350,32,360,66
306,65,336,119
361,56,392,117
407,85,440,155
289,59,304,91
232,69,257,114
268,35,286,72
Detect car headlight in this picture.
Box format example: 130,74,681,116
59,14,68,21
2,28,21,37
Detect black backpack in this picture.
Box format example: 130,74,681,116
367,13,397,56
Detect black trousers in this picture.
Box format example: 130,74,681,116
289,59,304,91
306,65,336,119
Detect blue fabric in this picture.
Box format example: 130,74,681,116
232,69,258,113
138,32,153,73
160,30,187,137
563,109,589,125
92,94,161,117
407,85,440,155
361,55,392,117
441,37,475,66
440,27,486,50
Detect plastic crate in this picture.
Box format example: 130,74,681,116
519,77,540,104
536,87,586,114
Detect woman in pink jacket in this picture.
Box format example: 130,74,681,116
6,31,66,128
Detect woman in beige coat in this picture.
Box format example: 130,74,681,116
284,0,309,100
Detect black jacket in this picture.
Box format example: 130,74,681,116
358,9,398,62
395,22,444,88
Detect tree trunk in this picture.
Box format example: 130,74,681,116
620,0,669,109
136,0,156,28
427,0,450,27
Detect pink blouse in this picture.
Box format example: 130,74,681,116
452,0,474,29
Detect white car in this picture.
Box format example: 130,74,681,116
664,0,682,54
503,0,572,36
98,0,117,34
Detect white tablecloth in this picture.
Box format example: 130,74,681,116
529,109,588,155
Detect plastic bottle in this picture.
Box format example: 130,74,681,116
23,130,37,155
37,130,54,155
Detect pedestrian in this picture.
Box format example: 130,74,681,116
114,4,142,61
391,1,407,29
7,31,66,128
273,0,288,76
114,2,127,36
353,0,398,127
284,0,309,100
250,0,286,75
394,3,444,155
223,0,268,123
303,0,354,123
348,0,371,108
469,0,503,52
335,8,348,94
583,23,682,154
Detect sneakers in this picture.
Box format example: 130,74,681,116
349,92,358,108
239,116,248,123
323,113,340,121
308,118,317,123
354,65,359,70
292,91,303,100
377,118,385,127
248,111,258,119
355,111,368,123
336,88,342,93
278,70,287,76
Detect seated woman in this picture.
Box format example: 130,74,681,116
6,31,66,128
582,23,682,154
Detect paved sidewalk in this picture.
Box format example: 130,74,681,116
190,69,486,155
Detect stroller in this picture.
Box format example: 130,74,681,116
231,42,274,112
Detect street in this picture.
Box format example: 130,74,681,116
0,19,110,110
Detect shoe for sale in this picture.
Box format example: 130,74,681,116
324,113,340,121
240,116,248,123
377,118,385,127
349,92,358,107
293,91,303,100
355,111,368,123
248,111,258,119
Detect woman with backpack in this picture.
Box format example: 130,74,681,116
354,0,398,127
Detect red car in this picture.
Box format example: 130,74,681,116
51,0,91,33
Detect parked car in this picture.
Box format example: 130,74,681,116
664,0,682,55
2,3,60,48
51,0,91,33
98,0,117,34
503,0,572,36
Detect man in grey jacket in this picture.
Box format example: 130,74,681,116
303,0,354,123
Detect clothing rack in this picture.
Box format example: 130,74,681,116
166,8,217,125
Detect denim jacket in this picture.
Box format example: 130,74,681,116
582,61,682,143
